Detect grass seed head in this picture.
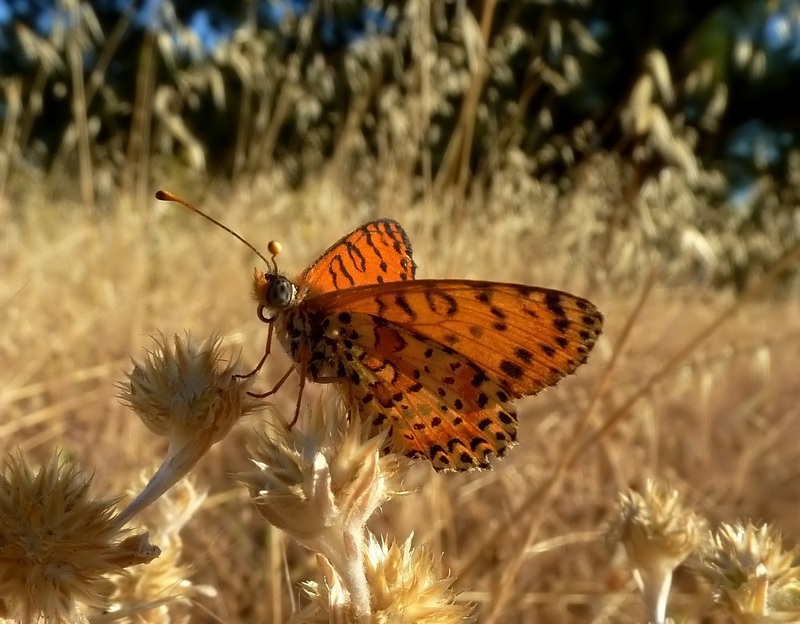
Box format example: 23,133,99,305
240,392,408,537
120,332,259,443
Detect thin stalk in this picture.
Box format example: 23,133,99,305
67,5,94,212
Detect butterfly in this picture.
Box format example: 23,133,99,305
156,191,604,472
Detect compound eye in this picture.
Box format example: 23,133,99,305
266,276,295,308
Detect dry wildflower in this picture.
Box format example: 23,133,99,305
291,533,472,624
116,333,260,527
100,476,217,623
609,479,704,624
694,522,800,622
365,533,472,622
0,451,159,624
239,393,410,621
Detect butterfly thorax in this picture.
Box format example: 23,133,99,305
275,305,345,380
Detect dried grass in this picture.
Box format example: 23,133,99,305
3,4,800,621
2,164,799,621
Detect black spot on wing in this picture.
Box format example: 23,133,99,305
443,333,459,345
515,347,533,363
544,291,566,317
425,289,459,316
471,368,489,387
499,359,524,380
394,294,417,319
469,326,484,338
553,318,570,333
490,306,506,320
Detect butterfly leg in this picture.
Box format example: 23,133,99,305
247,362,295,399
282,350,349,430
286,350,311,430
234,321,274,380
247,348,310,430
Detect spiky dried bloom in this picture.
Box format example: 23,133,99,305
365,533,472,622
609,479,704,624
0,452,159,624
116,333,260,526
290,533,472,624
239,394,410,620
105,476,217,622
694,522,800,621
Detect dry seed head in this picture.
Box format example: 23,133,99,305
695,522,800,619
365,533,473,622
116,333,259,525
611,479,704,575
0,451,159,623
107,475,216,621
240,393,410,619
120,332,259,444
240,393,409,533
609,479,704,624
292,533,473,624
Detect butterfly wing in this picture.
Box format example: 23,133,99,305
315,280,602,396
330,315,518,470
298,219,416,293
310,280,603,470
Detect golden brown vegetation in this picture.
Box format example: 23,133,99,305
2,163,800,622
3,2,800,621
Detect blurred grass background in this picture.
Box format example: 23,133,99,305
2,0,800,621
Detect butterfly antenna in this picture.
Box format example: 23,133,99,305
267,240,281,273
155,190,273,267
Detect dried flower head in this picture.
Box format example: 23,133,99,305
609,479,704,624
116,333,259,526
365,533,472,622
105,475,216,622
695,522,800,621
0,452,159,623
291,533,472,624
239,393,410,620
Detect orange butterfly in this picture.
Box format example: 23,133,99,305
156,191,603,471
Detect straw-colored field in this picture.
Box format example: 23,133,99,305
2,169,799,623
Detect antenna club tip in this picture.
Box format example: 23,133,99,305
155,190,173,201
268,240,282,257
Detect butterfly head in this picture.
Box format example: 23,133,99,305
154,190,299,324
252,240,298,322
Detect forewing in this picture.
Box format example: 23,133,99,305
313,280,603,398
298,219,416,293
